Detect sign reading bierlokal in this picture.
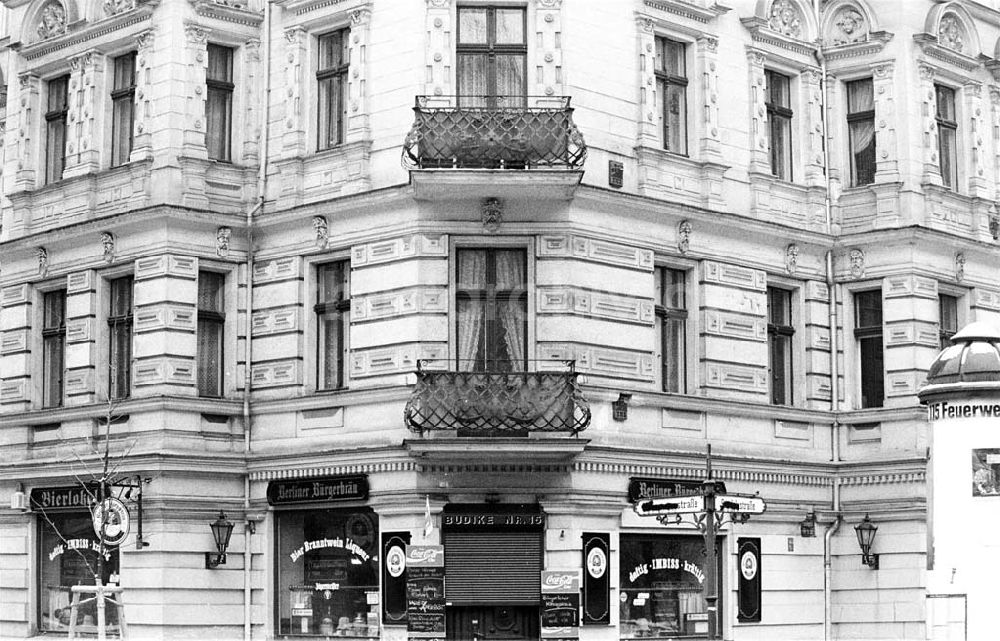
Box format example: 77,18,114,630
266,475,368,505
405,545,445,640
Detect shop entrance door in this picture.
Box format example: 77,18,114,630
446,605,539,640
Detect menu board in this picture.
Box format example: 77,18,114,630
406,545,445,639
540,570,580,640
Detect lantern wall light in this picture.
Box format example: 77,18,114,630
206,511,235,569
854,513,879,569
799,511,816,538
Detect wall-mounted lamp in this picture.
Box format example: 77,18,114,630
612,393,632,422
854,513,879,569
206,511,235,569
799,511,816,538
10,483,27,511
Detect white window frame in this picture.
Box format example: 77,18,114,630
305,253,352,393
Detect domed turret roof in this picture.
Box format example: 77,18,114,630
924,321,1000,387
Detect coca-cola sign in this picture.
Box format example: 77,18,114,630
541,569,580,593
405,544,444,568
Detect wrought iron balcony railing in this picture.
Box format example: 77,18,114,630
401,95,587,170
404,361,591,435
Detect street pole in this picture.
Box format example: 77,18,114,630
702,444,719,641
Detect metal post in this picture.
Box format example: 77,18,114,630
703,444,719,641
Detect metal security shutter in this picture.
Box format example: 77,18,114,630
444,531,541,605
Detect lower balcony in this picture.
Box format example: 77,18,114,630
403,361,591,436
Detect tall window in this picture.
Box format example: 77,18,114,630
854,291,883,409
765,70,793,181
108,276,134,400
936,84,958,189
317,29,349,150
45,75,69,184
656,267,687,393
846,78,875,186
939,294,959,349
111,52,136,167
316,262,350,390
42,290,67,408
197,272,225,397
456,249,527,371
767,287,794,405
206,44,234,162
456,6,527,108
656,38,688,155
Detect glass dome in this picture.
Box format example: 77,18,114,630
925,321,1000,385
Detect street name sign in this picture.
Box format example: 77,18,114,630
635,494,705,516
716,495,766,514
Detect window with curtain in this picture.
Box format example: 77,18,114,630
655,38,688,155
456,248,527,372
206,44,234,162
45,75,69,185
42,289,67,408
939,294,958,349
316,261,350,390
317,29,349,150
108,276,134,400
197,272,225,397
111,52,136,167
765,70,793,181
456,6,526,108
656,267,687,393
854,290,883,409
767,287,794,405
846,78,875,186
935,84,958,189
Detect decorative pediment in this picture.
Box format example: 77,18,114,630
913,2,984,72
914,33,987,72
15,0,158,59
190,0,263,26
642,0,730,25
742,0,819,58
819,0,893,60
272,0,365,19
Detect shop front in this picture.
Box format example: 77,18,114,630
31,485,120,633
270,475,380,638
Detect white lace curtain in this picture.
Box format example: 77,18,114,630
456,250,526,371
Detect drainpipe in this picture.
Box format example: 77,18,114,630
243,3,272,641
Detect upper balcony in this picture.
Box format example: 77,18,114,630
401,95,586,201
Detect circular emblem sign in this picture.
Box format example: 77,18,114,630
91,498,130,547
740,550,758,581
386,544,406,578
586,546,607,579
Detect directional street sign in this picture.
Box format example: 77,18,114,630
635,494,704,516
715,495,767,514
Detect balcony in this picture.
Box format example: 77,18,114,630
403,361,591,436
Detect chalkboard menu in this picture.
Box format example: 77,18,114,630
405,545,445,639
540,570,580,640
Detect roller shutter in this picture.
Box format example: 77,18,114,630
444,531,541,605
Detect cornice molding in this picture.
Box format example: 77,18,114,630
190,0,264,26
913,32,987,72
14,2,158,60
821,30,893,62
641,0,730,25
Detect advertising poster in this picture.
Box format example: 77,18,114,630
972,449,1000,496
405,545,445,640
737,537,761,622
541,569,581,640
582,533,610,624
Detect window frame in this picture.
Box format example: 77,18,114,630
655,37,689,156
316,28,350,151
655,266,688,394
314,260,351,391
766,285,794,406
44,74,70,185
938,291,961,349
206,43,235,163
765,69,793,181
455,5,528,108
110,51,137,168
197,270,227,398
852,289,884,409
845,77,876,187
935,83,959,189
107,275,134,401
41,288,67,408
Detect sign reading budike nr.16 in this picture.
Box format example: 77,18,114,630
266,475,369,505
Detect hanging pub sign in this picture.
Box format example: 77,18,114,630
582,533,610,624
737,537,762,622
627,477,725,502
382,532,410,624
91,497,130,547
405,545,445,640
266,475,368,505
541,570,581,640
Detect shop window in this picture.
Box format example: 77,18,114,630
656,267,687,393
619,534,721,639
456,5,527,108
276,508,380,637
456,248,527,372
39,512,120,632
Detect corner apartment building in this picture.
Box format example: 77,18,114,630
1,0,997,639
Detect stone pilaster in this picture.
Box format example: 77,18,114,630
963,80,989,197
871,61,898,182
746,48,770,175
803,280,833,410
132,255,198,396
63,50,106,178
918,61,942,186
699,260,768,401
800,66,825,185
532,0,563,100
695,36,721,160
15,73,40,190
346,9,371,139
130,29,155,162
0,284,32,412
281,27,307,158
183,24,209,159
424,0,453,100
882,275,939,407
242,38,261,163
636,17,657,148
64,270,97,405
